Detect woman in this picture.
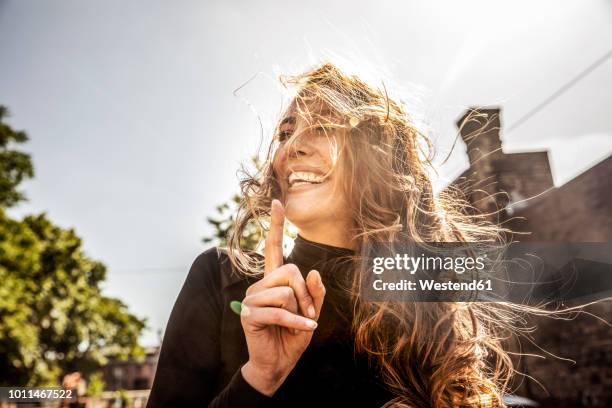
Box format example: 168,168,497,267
147,63,518,407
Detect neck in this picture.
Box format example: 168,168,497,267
297,222,357,250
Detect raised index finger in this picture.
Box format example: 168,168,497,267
264,199,285,274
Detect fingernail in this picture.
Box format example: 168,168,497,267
307,305,316,319
304,319,318,329
315,271,323,286
240,304,251,317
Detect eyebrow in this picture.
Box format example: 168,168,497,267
290,109,337,121
279,116,296,127
278,108,339,129
313,108,334,118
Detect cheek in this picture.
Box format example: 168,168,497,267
272,149,286,180
318,160,350,212
331,173,350,208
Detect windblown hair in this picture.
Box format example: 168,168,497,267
228,63,534,407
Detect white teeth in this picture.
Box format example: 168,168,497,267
288,171,325,186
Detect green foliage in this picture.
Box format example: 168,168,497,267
0,209,146,386
0,106,34,208
0,105,145,386
203,156,265,251
85,371,105,397
202,193,264,251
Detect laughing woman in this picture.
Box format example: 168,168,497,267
147,63,519,407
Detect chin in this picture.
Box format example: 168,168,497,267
284,198,326,228
283,183,334,228
282,176,352,233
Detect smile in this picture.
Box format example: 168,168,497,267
287,171,327,188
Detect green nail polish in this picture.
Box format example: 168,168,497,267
230,300,242,315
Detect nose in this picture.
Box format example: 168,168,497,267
285,134,312,160
273,131,314,175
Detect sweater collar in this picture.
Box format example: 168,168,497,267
286,235,356,277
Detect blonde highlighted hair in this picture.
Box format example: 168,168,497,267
228,62,532,407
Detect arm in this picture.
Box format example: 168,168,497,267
147,248,271,408
208,365,272,407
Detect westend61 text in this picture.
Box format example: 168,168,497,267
372,279,493,291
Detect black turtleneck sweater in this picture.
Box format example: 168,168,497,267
147,236,393,407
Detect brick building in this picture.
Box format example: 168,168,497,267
452,108,612,407
101,346,160,391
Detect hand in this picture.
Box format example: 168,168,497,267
240,199,326,396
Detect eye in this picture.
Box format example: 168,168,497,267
278,129,293,142
314,125,333,134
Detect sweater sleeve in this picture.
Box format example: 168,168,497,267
208,365,272,407
146,248,272,408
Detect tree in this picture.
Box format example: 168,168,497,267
0,105,145,386
0,106,34,208
202,193,264,251
203,157,266,251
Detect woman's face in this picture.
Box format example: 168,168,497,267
272,101,353,237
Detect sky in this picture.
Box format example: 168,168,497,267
1,0,611,345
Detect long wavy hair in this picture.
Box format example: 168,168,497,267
227,62,536,407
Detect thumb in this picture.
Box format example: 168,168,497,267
306,270,326,320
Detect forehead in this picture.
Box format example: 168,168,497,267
280,97,342,127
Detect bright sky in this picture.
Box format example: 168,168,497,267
1,0,611,345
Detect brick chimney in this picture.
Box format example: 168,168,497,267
456,107,508,218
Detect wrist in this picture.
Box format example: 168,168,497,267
241,361,288,397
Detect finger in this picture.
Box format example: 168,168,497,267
264,199,285,274
249,264,315,319
241,306,318,331
306,270,326,320
242,286,298,314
